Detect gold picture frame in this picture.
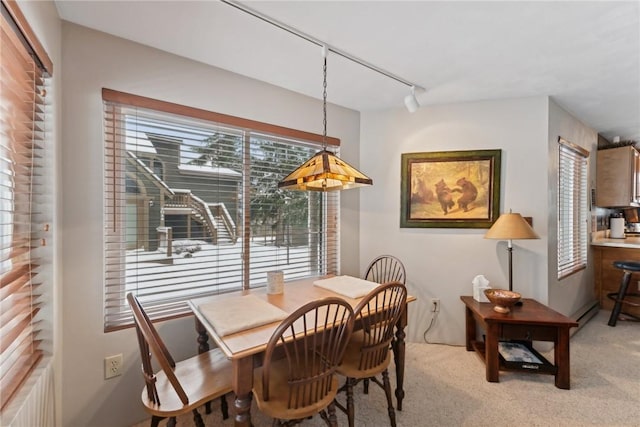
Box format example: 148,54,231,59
400,149,501,228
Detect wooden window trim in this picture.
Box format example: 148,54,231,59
102,88,339,147
2,0,53,76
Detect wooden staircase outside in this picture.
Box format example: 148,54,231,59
164,189,236,244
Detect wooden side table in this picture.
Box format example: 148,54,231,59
460,296,578,389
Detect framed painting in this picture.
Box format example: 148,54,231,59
400,149,501,228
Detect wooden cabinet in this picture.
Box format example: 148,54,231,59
593,245,640,319
596,146,640,207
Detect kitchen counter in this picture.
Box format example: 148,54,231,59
592,243,640,319
591,235,640,248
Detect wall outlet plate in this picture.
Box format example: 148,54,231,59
105,354,123,379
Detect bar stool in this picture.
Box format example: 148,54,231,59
607,261,640,326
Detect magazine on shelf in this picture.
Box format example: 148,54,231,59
498,341,543,364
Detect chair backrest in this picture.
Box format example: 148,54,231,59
365,255,406,285
353,282,407,371
127,293,189,406
261,297,355,409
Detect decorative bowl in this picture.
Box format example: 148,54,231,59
483,289,521,314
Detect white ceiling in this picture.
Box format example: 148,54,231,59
55,0,640,143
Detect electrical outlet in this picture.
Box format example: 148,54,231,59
105,354,123,379
430,298,440,313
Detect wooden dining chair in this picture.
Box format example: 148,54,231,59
362,256,406,394
252,297,355,426
127,293,233,427
364,255,406,285
334,282,407,427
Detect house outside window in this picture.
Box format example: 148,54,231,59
103,90,339,330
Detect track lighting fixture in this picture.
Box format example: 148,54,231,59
404,86,420,113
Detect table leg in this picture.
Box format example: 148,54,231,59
394,305,408,411
232,357,254,427
195,318,210,354
555,327,571,389
484,323,499,383
194,318,213,414
464,306,475,351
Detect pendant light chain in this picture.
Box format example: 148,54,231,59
276,45,373,191
322,54,327,149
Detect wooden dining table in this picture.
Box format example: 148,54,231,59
189,276,415,426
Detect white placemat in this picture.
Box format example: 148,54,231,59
313,275,380,299
198,294,288,337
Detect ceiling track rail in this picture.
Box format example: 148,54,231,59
219,0,425,92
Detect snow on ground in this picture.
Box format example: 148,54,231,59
125,238,316,303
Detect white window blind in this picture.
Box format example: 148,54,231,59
0,0,53,412
103,90,339,331
557,137,589,279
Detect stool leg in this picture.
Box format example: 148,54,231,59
608,270,632,327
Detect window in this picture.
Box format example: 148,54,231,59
557,137,589,279
0,0,53,412
103,90,339,331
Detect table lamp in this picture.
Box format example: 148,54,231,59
484,211,539,292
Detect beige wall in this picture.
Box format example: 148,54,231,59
359,96,597,345
59,22,361,427
547,98,598,316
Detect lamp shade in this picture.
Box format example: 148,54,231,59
277,149,373,192
484,212,539,240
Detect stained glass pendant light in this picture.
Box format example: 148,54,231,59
278,47,373,192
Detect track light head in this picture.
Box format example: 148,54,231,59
404,86,420,113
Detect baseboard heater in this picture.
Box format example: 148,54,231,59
3,359,54,427
570,300,600,336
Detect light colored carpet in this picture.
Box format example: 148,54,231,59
132,310,640,426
